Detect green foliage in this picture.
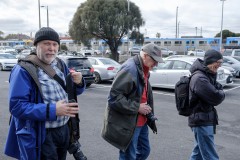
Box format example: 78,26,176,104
60,44,68,51
4,33,30,40
129,30,144,45
69,0,144,61
215,29,240,40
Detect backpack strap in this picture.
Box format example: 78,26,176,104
20,54,66,91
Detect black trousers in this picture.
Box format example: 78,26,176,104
41,123,70,160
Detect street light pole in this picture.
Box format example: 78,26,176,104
220,0,226,51
195,27,198,36
176,6,178,38
41,5,49,27
178,21,180,38
38,0,41,29
127,0,130,58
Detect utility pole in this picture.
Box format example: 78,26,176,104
220,0,226,51
176,6,178,38
38,0,41,29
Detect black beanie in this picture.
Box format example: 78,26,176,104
34,27,60,46
203,49,223,65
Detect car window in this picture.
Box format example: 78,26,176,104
172,61,187,70
67,58,91,68
234,51,240,56
186,63,192,70
0,54,16,59
88,58,98,65
157,60,172,69
99,58,118,65
222,50,232,56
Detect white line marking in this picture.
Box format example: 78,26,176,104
224,85,240,92
153,91,175,96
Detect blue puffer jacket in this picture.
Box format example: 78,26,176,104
4,61,85,160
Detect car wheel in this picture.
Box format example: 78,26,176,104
190,53,194,56
0,64,3,71
94,72,101,84
169,53,173,56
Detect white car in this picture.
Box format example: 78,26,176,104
149,56,232,89
87,57,121,83
0,53,18,71
160,48,176,56
187,49,205,56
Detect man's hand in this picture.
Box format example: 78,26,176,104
70,69,83,85
138,103,152,115
56,100,79,117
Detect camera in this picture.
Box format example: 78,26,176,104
68,141,87,160
146,112,158,122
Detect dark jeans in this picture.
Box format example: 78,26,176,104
41,124,70,160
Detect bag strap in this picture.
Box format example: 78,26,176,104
21,54,66,91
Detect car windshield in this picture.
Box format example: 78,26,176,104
99,58,119,65
224,56,240,63
222,50,232,56
67,58,91,68
0,54,17,59
234,50,240,56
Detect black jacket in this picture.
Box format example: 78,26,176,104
188,58,225,127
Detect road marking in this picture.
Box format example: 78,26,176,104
224,85,240,92
153,91,175,96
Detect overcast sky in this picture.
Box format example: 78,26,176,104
0,0,239,38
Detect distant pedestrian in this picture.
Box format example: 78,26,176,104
188,49,225,160
102,43,163,160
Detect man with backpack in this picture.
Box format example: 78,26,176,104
4,27,86,160
188,49,225,160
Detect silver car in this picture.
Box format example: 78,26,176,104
88,57,121,83
149,56,231,89
0,53,18,71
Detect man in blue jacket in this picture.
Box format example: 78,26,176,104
5,27,85,160
188,49,225,160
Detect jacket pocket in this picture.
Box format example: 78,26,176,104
16,125,36,159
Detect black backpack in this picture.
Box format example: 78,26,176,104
174,71,199,116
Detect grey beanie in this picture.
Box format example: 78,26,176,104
34,27,60,46
203,49,223,65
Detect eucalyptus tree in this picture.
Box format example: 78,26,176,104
69,0,144,61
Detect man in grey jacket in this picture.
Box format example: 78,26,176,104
102,43,163,160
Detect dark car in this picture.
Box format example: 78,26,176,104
58,55,95,87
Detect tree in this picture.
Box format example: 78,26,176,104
215,29,240,42
0,31,4,40
69,0,144,61
5,34,30,40
129,30,144,45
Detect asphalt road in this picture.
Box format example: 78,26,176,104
0,70,240,160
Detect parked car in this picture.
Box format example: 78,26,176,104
87,57,121,83
222,56,240,78
233,56,240,62
222,49,233,56
129,47,141,56
16,49,32,59
149,56,232,89
80,47,94,56
160,47,176,56
0,53,18,71
58,55,95,87
231,49,240,57
0,46,16,52
187,49,205,56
